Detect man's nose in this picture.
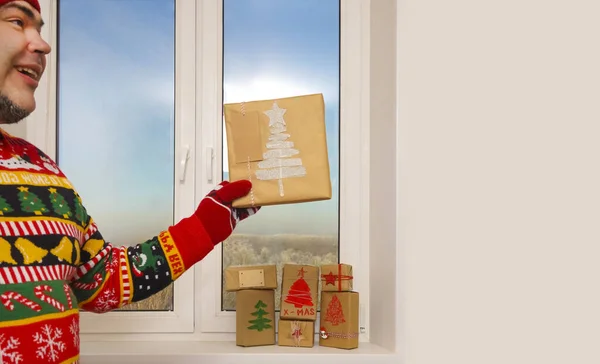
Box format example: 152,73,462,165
28,32,52,55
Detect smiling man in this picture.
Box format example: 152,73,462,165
0,0,47,124
0,1,259,363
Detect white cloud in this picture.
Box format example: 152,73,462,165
223,76,336,104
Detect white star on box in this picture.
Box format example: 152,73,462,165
264,101,287,127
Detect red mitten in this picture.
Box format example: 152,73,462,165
194,180,260,245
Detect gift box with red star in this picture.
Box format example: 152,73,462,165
320,263,353,292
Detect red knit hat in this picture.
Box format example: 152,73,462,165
0,0,41,13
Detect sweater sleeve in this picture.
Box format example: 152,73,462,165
68,213,214,313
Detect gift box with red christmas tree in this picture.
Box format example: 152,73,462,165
279,264,319,321
319,291,359,349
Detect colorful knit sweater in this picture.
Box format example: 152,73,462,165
0,132,215,363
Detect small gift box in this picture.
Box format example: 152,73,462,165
280,264,319,321
224,264,278,291
236,289,276,346
277,319,315,347
320,263,353,292
319,291,359,349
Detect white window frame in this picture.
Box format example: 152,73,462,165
194,0,369,339
29,0,368,337
28,0,198,334
25,0,401,362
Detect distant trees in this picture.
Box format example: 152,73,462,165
222,234,338,310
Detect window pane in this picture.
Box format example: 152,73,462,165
221,0,340,311
56,0,175,311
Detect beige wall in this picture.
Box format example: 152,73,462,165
1,121,27,138
397,0,599,363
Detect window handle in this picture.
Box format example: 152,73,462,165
179,145,190,182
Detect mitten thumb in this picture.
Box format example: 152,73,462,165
214,180,252,202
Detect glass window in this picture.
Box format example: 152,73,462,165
56,0,176,311
221,0,341,311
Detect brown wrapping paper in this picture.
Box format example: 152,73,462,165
320,264,354,292
280,264,319,320
223,93,332,208
224,264,278,291
277,319,315,347
319,291,359,349
236,289,276,346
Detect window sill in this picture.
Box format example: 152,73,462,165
80,340,398,364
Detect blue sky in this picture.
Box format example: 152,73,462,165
56,0,340,243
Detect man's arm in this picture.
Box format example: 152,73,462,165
68,180,258,312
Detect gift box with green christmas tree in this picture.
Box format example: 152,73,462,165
236,289,276,346
224,264,277,346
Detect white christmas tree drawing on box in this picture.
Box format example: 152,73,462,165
255,101,307,196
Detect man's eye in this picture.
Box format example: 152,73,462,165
10,19,24,27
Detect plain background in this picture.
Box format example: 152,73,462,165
396,0,599,363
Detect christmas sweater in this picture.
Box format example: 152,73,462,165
0,131,215,363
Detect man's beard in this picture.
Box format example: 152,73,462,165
0,93,31,124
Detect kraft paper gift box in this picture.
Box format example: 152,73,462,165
223,93,332,208
320,263,353,292
236,289,276,347
224,264,278,291
319,291,359,349
277,319,315,348
279,264,319,321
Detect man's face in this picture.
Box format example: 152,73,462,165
0,1,50,124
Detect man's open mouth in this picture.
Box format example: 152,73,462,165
15,66,40,81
